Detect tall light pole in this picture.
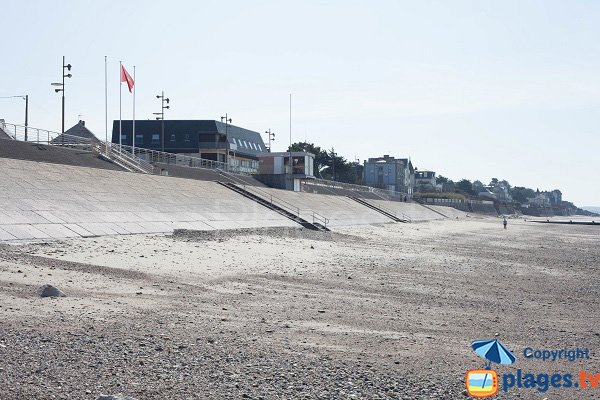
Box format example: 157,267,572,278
221,114,232,165
330,147,336,181
0,95,28,140
265,128,275,152
52,56,72,145
154,91,169,152
289,94,292,176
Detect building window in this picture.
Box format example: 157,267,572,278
120,134,127,142
135,134,143,143
170,134,176,142
151,134,159,144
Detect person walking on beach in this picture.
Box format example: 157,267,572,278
503,216,508,229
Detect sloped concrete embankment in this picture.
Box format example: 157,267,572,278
0,158,297,241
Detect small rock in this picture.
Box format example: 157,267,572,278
36,284,66,298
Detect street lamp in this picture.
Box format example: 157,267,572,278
221,114,232,166
0,95,28,140
330,147,336,181
155,91,169,151
52,56,72,145
265,128,275,152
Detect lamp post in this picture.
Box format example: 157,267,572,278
221,114,232,167
0,95,28,140
52,56,72,145
154,91,169,151
265,128,275,152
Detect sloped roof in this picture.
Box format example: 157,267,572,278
0,127,12,140
51,120,100,144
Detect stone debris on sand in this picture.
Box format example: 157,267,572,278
36,284,66,298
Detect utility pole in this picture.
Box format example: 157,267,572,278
331,148,336,181
265,128,275,152
24,95,28,141
154,91,170,152
52,56,72,145
221,114,232,166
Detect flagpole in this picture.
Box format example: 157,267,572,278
119,61,122,149
133,65,136,156
104,56,108,155
289,93,292,176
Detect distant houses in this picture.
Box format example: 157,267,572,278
413,170,436,193
363,155,414,195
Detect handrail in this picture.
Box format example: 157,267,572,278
240,183,301,216
304,177,407,201
93,142,155,174
117,144,258,175
111,144,155,174
352,196,411,222
232,181,329,228
299,209,329,227
2,122,93,148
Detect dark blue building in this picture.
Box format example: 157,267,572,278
112,120,267,168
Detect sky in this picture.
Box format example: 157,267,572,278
1,0,599,206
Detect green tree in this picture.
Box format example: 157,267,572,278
286,142,363,184
499,179,511,189
510,186,536,203
456,179,475,195
436,175,449,184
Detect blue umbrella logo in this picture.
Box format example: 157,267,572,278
470,339,516,393
472,339,516,369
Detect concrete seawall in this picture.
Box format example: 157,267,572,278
0,157,475,242
0,158,297,241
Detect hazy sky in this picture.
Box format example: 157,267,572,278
1,0,599,205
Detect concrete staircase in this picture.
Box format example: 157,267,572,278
217,182,329,231
349,197,410,222
94,143,155,174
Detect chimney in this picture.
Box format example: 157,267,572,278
79,120,85,126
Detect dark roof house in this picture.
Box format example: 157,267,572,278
0,120,14,140
50,120,100,145
111,120,267,164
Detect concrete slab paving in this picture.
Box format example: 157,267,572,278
0,158,365,241
1,224,53,240
34,223,81,239
0,227,17,241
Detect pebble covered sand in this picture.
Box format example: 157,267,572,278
0,217,599,399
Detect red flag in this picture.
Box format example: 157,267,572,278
121,64,134,93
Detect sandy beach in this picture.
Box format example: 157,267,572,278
1,217,598,399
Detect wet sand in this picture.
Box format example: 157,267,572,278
0,217,598,399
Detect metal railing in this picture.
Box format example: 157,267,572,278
117,144,258,175
98,143,155,174
1,122,93,148
303,177,407,201
309,178,373,192
231,180,329,228
369,200,411,222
